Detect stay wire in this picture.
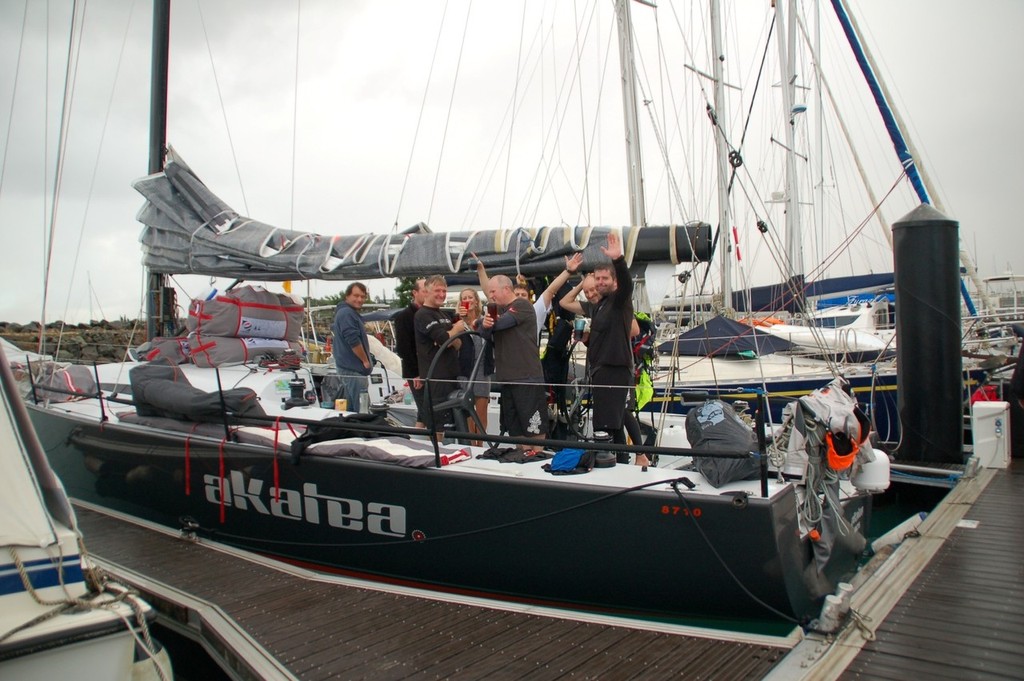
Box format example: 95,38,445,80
41,0,82,355
59,2,139,336
196,1,248,215
0,0,29,205
570,0,592,228
426,0,474,226
393,0,451,231
498,1,529,231
289,0,302,230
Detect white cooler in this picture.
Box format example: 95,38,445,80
971,401,1011,468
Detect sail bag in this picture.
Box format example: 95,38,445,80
684,400,760,487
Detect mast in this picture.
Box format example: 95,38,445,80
709,0,734,314
775,0,805,311
829,0,990,316
614,0,646,231
145,0,171,341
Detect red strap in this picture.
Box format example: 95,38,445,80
272,417,282,503
218,438,227,523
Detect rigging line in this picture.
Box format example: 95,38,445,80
570,0,593,229
805,170,904,282
195,2,248,215
637,82,688,221
462,17,545,230
652,7,669,222
700,13,776,302
515,6,582,229
668,478,798,623
393,0,451,231
660,4,717,246
732,173,790,281
205,476,691,549
59,2,139,333
43,0,84,358
727,12,775,196
628,7,691,222
557,3,611,230
516,3,600,231
289,0,302,230
426,0,474,227
40,1,51,340
498,1,529,235
0,0,29,202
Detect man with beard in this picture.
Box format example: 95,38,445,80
559,233,649,466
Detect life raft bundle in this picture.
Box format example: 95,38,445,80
187,285,304,341
138,285,307,367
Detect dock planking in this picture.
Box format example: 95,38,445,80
75,506,787,679
840,463,1024,680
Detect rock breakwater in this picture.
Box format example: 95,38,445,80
0,320,148,363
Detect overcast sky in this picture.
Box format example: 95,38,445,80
1,0,1021,324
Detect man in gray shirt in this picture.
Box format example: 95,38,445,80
481,275,546,454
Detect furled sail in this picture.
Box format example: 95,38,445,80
135,150,714,281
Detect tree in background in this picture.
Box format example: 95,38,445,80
394,277,416,308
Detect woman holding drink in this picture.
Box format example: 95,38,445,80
457,288,491,444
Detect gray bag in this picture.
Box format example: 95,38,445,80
187,285,304,341
685,400,760,487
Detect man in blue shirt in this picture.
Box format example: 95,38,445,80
331,282,372,411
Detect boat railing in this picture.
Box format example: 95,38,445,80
25,354,773,498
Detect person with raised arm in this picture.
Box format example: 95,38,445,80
561,234,649,467
474,255,576,341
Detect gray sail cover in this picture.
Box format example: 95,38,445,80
135,150,714,281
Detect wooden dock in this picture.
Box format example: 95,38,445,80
76,461,1023,680
75,505,791,680
767,461,1024,680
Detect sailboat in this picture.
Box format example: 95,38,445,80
629,0,994,446
7,1,896,630
0,344,170,677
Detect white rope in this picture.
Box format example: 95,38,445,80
2,544,170,681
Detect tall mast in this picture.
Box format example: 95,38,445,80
775,0,804,308
830,0,989,316
709,0,733,314
146,0,171,341
615,0,646,231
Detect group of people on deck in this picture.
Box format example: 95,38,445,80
333,232,648,467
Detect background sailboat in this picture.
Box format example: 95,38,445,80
1,0,1020,328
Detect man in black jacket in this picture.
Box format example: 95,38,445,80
394,278,426,427
565,233,649,466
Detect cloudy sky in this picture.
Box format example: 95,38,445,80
1,0,1021,324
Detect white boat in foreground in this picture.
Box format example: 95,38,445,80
0,349,171,679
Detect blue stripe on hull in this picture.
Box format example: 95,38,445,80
0,556,85,596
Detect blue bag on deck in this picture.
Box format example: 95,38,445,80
544,448,595,475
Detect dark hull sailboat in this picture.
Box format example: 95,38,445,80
27,370,868,627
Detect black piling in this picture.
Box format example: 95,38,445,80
893,204,963,463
